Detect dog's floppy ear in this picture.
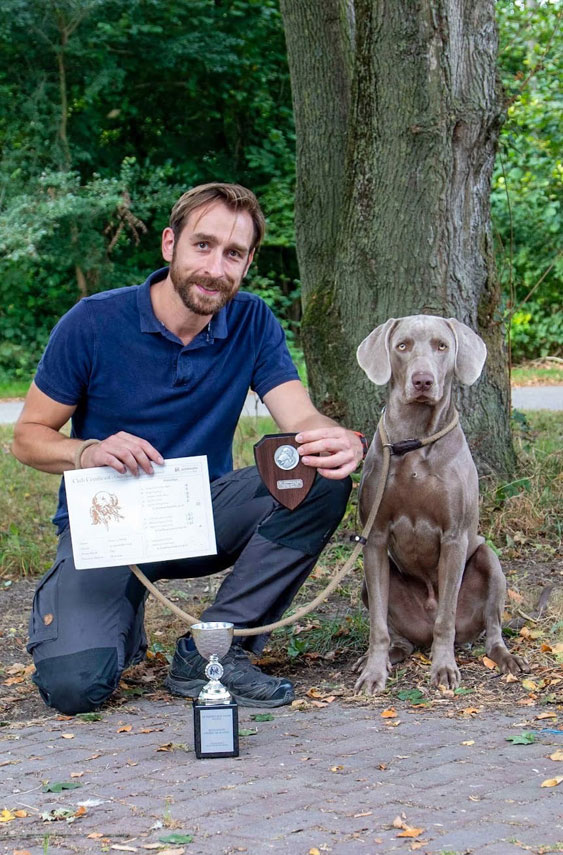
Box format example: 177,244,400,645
447,318,487,385
357,319,397,384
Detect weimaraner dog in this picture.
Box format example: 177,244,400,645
354,315,528,692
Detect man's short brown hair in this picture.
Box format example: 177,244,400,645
169,182,266,251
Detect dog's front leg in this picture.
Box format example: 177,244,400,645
354,541,391,693
431,536,468,689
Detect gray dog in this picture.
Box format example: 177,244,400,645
354,315,528,692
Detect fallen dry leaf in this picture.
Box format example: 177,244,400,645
309,849,321,855
0,810,15,823
549,750,563,761
13,850,31,855
87,834,105,840
503,673,519,683
381,708,397,718
551,642,563,655
157,743,173,752
461,707,480,716
110,846,137,852
306,688,324,699
12,811,27,818
536,712,557,720
397,827,425,838
70,771,84,778
61,733,75,739
157,849,185,855
117,725,132,733
354,811,372,818
330,765,344,772
541,775,563,788
461,740,475,746
507,588,524,603
482,656,497,670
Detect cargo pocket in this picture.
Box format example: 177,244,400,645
27,560,62,653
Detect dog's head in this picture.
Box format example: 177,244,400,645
357,315,487,404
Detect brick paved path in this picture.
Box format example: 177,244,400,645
1,700,562,854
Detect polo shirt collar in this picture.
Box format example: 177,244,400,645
137,267,229,340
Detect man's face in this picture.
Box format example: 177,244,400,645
162,201,255,316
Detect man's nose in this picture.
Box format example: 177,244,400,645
204,250,226,278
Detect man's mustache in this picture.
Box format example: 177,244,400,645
187,275,232,293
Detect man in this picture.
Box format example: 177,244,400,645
12,183,365,715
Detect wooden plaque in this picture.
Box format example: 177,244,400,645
254,433,316,510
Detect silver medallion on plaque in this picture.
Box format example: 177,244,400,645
274,444,300,471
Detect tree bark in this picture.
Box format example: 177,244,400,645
281,0,515,476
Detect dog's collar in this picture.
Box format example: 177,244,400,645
379,409,460,456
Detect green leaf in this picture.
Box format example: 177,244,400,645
454,687,474,696
397,688,426,704
77,712,103,722
238,728,258,737
42,781,83,792
505,732,536,745
250,713,274,721
159,833,194,844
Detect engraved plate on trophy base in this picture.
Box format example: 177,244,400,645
254,433,316,510
193,700,239,759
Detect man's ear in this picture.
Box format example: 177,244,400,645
162,227,175,263
243,248,255,278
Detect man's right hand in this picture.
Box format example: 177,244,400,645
81,431,164,476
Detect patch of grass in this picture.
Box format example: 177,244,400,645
233,414,277,468
480,411,562,559
0,378,31,398
0,426,58,576
511,358,563,387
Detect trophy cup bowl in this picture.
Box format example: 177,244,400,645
191,621,234,704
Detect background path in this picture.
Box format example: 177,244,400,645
1,386,563,425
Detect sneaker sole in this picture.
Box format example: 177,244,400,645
164,675,295,708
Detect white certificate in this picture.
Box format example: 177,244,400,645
64,457,217,570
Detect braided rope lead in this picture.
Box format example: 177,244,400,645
128,411,459,637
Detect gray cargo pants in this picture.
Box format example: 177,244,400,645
28,466,351,714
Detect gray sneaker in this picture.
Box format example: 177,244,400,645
165,639,295,708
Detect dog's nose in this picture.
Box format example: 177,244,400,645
412,372,434,392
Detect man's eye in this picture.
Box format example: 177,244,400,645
197,241,208,249
229,250,241,258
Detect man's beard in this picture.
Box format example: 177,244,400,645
169,259,239,316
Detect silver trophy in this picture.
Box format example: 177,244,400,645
191,621,239,758
191,621,234,704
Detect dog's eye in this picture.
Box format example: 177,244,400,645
437,342,448,351
397,342,407,351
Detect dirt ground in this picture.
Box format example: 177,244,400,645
1,541,561,725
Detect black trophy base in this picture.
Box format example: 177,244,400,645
193,699,239,759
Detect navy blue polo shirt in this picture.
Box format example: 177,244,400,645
35,267,300,532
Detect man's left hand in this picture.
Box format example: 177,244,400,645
295,427,364,479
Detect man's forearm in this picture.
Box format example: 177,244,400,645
11,424,83,474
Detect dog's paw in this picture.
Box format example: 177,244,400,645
353,658,391,694
489,645,529,675
431,660,461,690
352,653,368,674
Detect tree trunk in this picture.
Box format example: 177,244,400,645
281,0,515,476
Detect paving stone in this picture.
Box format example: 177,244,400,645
1,701,562,855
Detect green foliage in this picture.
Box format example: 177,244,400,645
494,1,562,361
0,0,297,381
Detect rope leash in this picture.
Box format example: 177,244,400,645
128,411,459,637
